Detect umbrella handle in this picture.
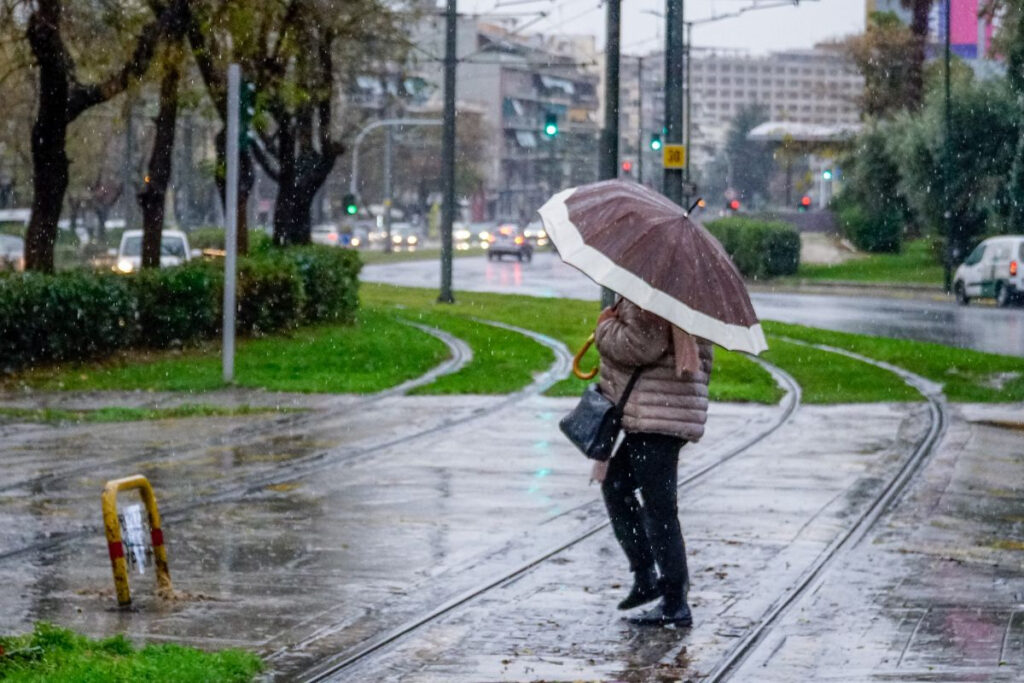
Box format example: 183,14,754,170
572,333,599,380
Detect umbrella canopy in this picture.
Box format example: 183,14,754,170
538,179,767,355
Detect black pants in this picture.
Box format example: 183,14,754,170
601,431,688,585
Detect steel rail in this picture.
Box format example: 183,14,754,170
295,360,801,681
704,338,947,682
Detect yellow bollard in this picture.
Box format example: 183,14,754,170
101,475,172,606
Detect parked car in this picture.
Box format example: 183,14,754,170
954,235,1024,307
112,229,200,273
486,224,533,262
0,233,25,271
311,223,343,246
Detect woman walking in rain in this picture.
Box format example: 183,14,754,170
537,179,766,628
592,298,712,626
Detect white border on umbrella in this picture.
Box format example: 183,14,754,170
539,187,769,355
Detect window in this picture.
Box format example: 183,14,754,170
964,244,986,266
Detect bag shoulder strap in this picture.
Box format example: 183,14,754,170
615,366,646,412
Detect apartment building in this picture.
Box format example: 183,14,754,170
411,17,600,222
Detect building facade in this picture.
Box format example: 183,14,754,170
622,46,863,178
411,17,600,222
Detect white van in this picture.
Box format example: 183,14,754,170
113,229,200,273
953,235,1024,307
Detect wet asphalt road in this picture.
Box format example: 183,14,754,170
362,251,1024,357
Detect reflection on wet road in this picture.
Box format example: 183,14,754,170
363,251,1024,356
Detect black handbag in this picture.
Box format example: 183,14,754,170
558,366,645,461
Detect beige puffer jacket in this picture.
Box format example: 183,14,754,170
595,298,713,441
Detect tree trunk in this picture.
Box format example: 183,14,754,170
139,46,183,269
906,0,932,111
24,0,70,273
214,128,252,255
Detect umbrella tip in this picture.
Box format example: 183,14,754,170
686,197,702,215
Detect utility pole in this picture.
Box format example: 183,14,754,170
684,21,693,207
439,0,457,303
599,0,621,308
664,0,684,206
223,64,240,384
637,56,644,185
384,123,394,253
943,0,953,293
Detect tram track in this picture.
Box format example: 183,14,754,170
0,319,567,564
704,339,947,681
291,358,801,682
295,342,947,683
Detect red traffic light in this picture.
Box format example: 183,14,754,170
621,161,633,173
728,199,740,211
800,195,811,207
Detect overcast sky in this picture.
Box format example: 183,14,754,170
454,0,866,55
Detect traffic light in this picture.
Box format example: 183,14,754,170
543,112,558,138
621,160,633,176
240,81,257,151
343,193,358,216
650,133,662,151
799,195,811,212
728,199,740,212
822,168,833,181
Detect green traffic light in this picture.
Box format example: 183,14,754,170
822,169,833,181
345,204,357,215
543,112,558,138
650,134,662,151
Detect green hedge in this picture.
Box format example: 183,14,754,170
0,271,135,372
0,246,361,371
704,217,801,279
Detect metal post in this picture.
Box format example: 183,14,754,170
599,0,621,308
943,0,953,293
637,56,644,185
384,123,394,253
439,0,457,304
684,21,693,206
664,0,684,205
223,64,240,383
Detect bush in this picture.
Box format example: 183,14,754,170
287,246,362,323
704,217,800,279
835,199,903,254
0,270,135,372
0,244,361,373
187,226,227,250
130,262,222,348
236,253,305,335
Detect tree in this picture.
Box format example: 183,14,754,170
186,0,414,247
724,103,773,205
901,0,933,111
845,12,921,118
21,0,188,272
888,77,1018,256
138,40,186,269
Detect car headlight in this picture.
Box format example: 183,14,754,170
392,234,402,244
407,235,418,245
350,237,361,247
116,259,135,273
478,231,491,241
454,229,471,241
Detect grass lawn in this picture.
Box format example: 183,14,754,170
0,404,298,426
364,284,786,404
795,239,944,286
8,309,448,394
763,339,921,403
0,622,261,682
764,321,1024,402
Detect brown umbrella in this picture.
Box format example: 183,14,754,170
537,179,767,355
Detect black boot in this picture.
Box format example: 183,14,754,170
617,566,661,610
628,580,692,627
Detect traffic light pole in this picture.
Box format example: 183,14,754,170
439,0,457,303
943,0,953,294
684,20,693,207
664,0,684,206
599,0,621,309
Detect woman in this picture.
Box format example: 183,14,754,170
594,297,713,627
